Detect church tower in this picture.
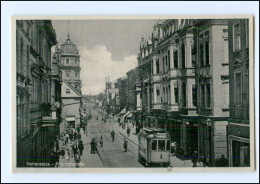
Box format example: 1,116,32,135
60,34,82,93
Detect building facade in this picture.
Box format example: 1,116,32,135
16,20,60,167
59,34,82,132
228,19,250,167
127,68,139,112
194,19,230,166
135,19,231,166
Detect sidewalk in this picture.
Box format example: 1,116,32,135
110,117,202,167
58,128,103,168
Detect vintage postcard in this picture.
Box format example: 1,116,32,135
12,15,255,173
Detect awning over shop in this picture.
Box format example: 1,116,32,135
118,108,126,115
66,116,75,121
126,112,133,118
122,111,133,119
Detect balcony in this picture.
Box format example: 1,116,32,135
169,69,181,78
151,74,160,83
180,68,196,77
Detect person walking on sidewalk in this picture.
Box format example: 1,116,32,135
78,138,84,156
123,138,128,152
74,149,81,168
127,126,131,137
111,130,115,142
100,135,103,148
192,151,198,167
90,138,95,154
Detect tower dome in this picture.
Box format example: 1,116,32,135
60,35,79,55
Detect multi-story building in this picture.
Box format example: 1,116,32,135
59,34,82,132
228,19,250,167
117,76,128,111
126,68,139,112
16,20,59,167
194,19,230,166
136,19,231,166
105,78,120,115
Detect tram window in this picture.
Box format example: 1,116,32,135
166,140,170,150
152,140,157,151
158,140,166,151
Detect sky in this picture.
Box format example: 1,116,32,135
52,20,158,95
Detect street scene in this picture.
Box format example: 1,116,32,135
16,18,251,169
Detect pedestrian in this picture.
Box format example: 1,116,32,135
69,131,73,143
77,132,81,139
74,149,81,168
90,138,95,154
127,126,131,137
191,151,198,167
65,133,69,145
100,135,103,148
82,123,86,134
111,130,115,142
97,116,98,120
71,140,78,158
76,126,80,134
78,139,84,156
65,144,71,161
123,138,128,152
73,130,77,141
170,141,176,156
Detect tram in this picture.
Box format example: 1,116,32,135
138,127,171,166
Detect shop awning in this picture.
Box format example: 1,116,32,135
118,108,126,115
126,112,133,118
66,116,75,121
123,111,133,119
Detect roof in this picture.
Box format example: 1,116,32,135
64,81,82,97
60,35,79,55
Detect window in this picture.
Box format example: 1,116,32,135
65,71,70,78
174,50,178,68
234,72,242,104
206,84,211,108
166,140,170,151
205,41,210,65
201,84,205,107
168,50,171,69
165,56,168,71
245,20,249,48
192,85,197,107
182,83,186,107
174,86,179,103
156,58,160,74
66,58,69,65
158,140,166,151
66,89,70,94
75,72,78,78
152,140,157,151
156,89,160,97
200,43,204,66
162,57,165,73
168,85,171,104
192,45,196,67
234,23,241,51
181,44,185,68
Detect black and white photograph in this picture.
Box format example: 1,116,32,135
1,1,259,183
13,16,255,170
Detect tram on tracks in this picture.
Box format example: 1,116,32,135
138,127,171,166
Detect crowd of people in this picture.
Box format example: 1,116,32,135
58,127,85,168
